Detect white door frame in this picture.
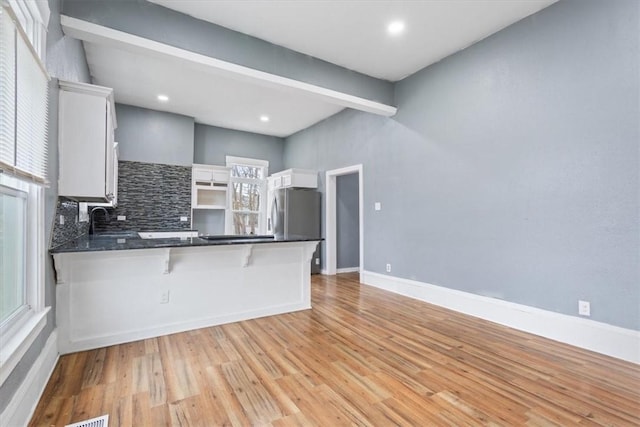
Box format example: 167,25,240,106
325,164,363,281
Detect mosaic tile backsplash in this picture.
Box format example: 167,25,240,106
92,161,192,232
51,198,89,247
50,161,192,247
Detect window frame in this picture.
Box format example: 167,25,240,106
7,0,49,61
225,156,269,235
0,174,48,387
0,182,28,325
0,1,50,387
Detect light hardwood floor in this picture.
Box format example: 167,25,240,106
30,273,639,426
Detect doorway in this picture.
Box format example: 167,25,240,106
325,165,363,281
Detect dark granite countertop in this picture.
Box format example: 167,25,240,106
50,233,321,254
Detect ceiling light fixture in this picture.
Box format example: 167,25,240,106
387,20,405,36
157,94,169,102
260,115,270,122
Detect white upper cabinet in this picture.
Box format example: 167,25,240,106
192,164,230,209
269,168,317,189
58,81,117,203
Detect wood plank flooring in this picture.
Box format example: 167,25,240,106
30,273,640,426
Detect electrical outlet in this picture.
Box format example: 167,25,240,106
386,263,391,273
78,203,89,222
59,215,65,225
117,215,126,221
160,290,170,304
375,202,381,211
315,258,320,265
180,216,189,222
578,300,590,316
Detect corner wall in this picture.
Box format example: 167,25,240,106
284,0,639,331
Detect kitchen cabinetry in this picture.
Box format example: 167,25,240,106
84,142,119,208
58,81,117,203
191,164,230,209
270,168,318,189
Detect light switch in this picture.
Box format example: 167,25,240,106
374,202,381,211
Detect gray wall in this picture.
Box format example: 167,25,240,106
194,124,285,172
62,0,393,105
110,107,285,236
115,103,194,166
285,0,639,330
193,124,285,235
0,0,91,414
336,174,360,269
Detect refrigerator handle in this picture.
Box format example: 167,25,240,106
271,194,278,235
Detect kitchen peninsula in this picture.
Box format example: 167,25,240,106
51,234,320,354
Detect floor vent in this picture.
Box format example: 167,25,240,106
65,415,109,427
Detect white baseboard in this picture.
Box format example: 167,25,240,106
0,329,59,426
362,271,640,364
336,267,360,273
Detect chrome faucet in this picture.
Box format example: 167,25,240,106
89,207,110,235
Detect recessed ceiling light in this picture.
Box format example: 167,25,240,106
260,115,270,122
157,94,169,102
387,20,405,36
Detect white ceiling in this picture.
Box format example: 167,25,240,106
83,42,346,137
149,0,557,81
69,0,558,137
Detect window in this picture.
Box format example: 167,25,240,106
0,174,47,387
225,156,269,235
6,0,49,60
0,6,49,183
0,3,50,387
0,185,27,325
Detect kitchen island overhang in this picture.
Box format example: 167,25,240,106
51,236,321,354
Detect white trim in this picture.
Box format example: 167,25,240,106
0,176,49,387
5,1,49,66
0,329,58,427
59,15,397,117
0,308,49,386
33,0,51,26
225,156,269,235
362,271,640,364
325,165,364,281
225,156,269,168
336,267,360,273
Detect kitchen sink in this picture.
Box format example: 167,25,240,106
199,235,273,241
138,230,199,239
92,231,138,238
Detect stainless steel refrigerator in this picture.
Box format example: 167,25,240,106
272,188,321,274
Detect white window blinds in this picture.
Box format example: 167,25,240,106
0,7,49,184
0,9,16,169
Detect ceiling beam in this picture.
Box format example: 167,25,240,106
61,15,398,118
